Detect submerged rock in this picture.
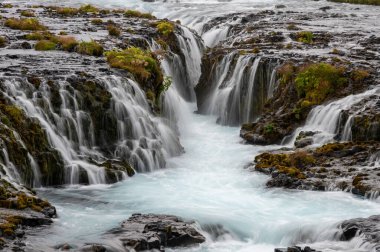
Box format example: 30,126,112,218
339,215,380,248
104,213,205,251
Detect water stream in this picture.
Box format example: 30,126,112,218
4,0,380,251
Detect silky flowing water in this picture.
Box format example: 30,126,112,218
5,0,379,251
28,104,380,251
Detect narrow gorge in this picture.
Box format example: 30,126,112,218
0,0,379,252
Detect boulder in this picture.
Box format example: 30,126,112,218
105,213,205,251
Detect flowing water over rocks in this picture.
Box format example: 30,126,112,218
0,0,379,252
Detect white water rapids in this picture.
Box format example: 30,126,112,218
3,0,379,251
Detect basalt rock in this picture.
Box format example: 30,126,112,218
252,142,380,198
339,215,380,249
104,213,206,251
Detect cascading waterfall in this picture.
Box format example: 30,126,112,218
284,87,380,146
0,75,183,185
201,52,278,125
0,24,204,187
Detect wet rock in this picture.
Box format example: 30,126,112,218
105,213,205,251
253,142,380,198
275,246,320,252
294,131,318,148
339,215,380,250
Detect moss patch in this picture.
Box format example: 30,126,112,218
77,40,104,57
4,18,46,31
35,40,57,51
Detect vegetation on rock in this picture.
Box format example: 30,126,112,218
156,21,175,36
4,18,46,30
20,10,35,17
296,31,314,44
107,25,121,37
295,63,347,107
124,10,155,19
77,40,104,57
0,37,7,47
105,47,163,85
34,40,57,51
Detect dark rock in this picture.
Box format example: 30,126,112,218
104,213,205,251
340,215,380,247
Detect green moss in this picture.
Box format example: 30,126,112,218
255,151,315,179
328,0,380,5
295,63,347,105
4,18,46,31
59,31,68,35
25,32,48,40
351,69,370,82
0,36,7,47
77,40,104,57
55,7,79,16
156,21,175,36
35,40,57,51
91,18,103,25
105,47,162,84
264,123,275,134
79,4,99,13
20,10,35,17
107,25,121,37
296,31,314,44
124,10,155,19
1,3,13,8
56,36,78,52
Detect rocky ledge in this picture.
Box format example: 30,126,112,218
0,179,56,251
252,141,380,198
75,213,205,252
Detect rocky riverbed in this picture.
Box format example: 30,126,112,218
0,0,379,251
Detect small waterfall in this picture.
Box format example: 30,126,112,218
341,115,354,141
285,87,380,146
0,23,204,187
0,75,182,185
198,52,278,126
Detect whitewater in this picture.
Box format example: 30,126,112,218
6,0,379,251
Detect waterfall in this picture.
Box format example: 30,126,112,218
284,87,380,146
0,24,204,187
198,52,278,126
0,76,182,185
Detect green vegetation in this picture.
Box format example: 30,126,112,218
296,31,314,44
56,36,78,52
107,25,121,37
105,47,162,82
4,18,46,30
295,63,347,106
55,7,79,16
328,0,380,5
264,123,275,134
77,40,104,56
0,36,7,47
351,69,370,82
1,3,13,8
124,9,155,19
20,10,35,17
35,40,57,51
91,18,103,25
156,21,175,36
78,4,99,13
25,31,53,40
255,151,316,179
